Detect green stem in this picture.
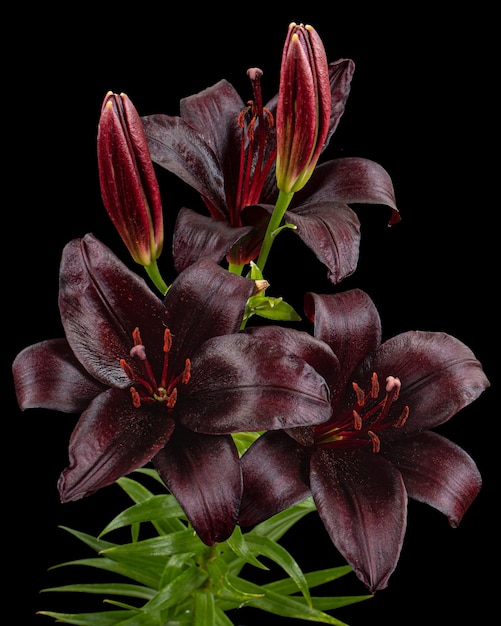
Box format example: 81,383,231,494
144,260,170,295
228,262,244,276
256,190,294,272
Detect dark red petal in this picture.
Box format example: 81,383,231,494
325,59,356,147
154,427,242,545
293,158,399,223
310,448,407,593
13,339,106,412
304,289,381,398
383,431,482,526
172,207,253,274
239,430,310,527
245,325,340,394
163,258,254,374
363,330,490,433
176,332,331,433
58,388,175,502
59,234,166,386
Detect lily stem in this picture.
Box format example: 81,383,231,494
144,260,170,295
256,190,294,272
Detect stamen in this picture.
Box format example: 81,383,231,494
371,372,380,398
353,410,363,430
166,388,177,409
182,358,191,384
393,405,410,428
130,387,141,408
368,430,381,453
352,382,365,406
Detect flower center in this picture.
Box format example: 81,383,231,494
120,326,191,410
314,372,410,452
230,67,277,226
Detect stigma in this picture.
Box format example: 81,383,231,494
120,327,190,410
314,372,410,452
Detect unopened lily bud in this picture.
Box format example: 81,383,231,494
275,23,331,194
97,91,164,267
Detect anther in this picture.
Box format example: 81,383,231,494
352,382,365,406
368,430,381,453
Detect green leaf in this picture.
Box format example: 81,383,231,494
141,565,208,612
48,557,164,589
36,610,138,625
41,583,156,600
244,534,311,606
225,575,350,625
115,477,185,536
59,526,118,553
101,530,205,562
193,589,216,626
249,497,316,541
99,495,186,537
264,566,353,594
226,525,268,570
231,430,263,456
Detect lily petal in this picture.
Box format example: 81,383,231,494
163,258,254,375
296,158,399,222
154,427,242,545
59,234,166,387
143,80,245,219
176,332,331,433
58,388,175,502
245,325,340,393
13,339,106,412
383,431,482,527
239,430,310,527
172,207,253,273
310,447,407,593
304,289,382,395
360,330,490,433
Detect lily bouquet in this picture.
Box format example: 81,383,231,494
14,22,489,626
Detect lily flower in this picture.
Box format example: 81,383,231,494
12,234,332,545
238,289,490,592
98,91,168,294
142,54,399,282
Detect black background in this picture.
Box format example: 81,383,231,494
7,4,497,625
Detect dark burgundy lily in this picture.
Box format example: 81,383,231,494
142,58,399,281
12,234,332,545
238,289,489,592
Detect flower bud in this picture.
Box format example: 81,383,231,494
97,91,164,266
275,23,331,194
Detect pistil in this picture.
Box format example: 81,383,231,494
120,326,190,409
233,68,277,225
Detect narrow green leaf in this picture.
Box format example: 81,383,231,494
264,566,354,594
36,610,135,625
249,497,316,541
101,530,205,561
59,526,117,553
41,582,155,600
226,575,350,625
244,534,311,606
226,525,268,570
193,589,216,626
142,565,208,612
47,557,164,589
310,594,373,610
99,495,186,537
